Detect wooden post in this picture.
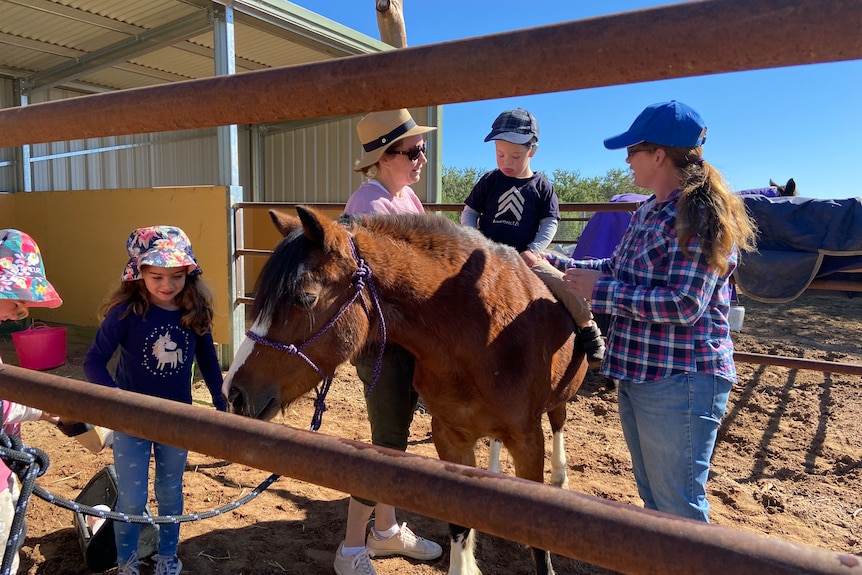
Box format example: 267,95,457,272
376,0,407,48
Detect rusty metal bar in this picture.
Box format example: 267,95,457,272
1,365,859,575
734,352,862,376
2,0,861,147
235,248,271,257
807,279,862,292
236,202,645,213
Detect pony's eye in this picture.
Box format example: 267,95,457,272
294,292,317,308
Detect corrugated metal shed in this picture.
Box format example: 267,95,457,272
0,0,440,201
0,0,390,92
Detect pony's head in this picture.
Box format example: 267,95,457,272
770,178,797,197
224,206,373,420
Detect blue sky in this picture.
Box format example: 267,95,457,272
292,1,861,200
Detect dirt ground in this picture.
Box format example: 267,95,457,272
6,293,862,574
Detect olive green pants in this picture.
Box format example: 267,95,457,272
350,342,418,507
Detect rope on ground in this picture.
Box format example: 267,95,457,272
0,433,279,575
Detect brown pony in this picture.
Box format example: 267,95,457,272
223,206,588,575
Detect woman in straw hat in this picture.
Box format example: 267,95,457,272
334,109,443,575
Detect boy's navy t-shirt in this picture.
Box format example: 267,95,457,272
464,169,560,253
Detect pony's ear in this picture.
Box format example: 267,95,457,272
296,205,329,249
769,179,778,188
785,178,796,196
269,210,301,237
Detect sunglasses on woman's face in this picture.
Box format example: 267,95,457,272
388,144,427,162
626,145,656,159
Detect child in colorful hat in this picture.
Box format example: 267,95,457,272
83,226,225,575
0,229,62,573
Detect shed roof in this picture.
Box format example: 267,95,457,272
0,0,390,95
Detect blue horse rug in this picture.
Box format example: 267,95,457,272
735,195,862,302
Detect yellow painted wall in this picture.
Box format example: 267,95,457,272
0,187,230,344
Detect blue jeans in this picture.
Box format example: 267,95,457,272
617,372,732,522
112,431,188,562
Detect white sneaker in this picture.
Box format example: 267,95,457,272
116,553,139,575
365,522,442,560
153,554,183,575
333,542,377,575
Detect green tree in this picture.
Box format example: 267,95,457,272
440,166,487,221
549,167,644,243
442,165,486,204
551,167,641,202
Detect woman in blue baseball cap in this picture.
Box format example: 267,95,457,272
550,101,757,522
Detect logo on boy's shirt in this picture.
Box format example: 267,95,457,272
494,186,525,223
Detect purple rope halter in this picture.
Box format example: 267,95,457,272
245,236,387,431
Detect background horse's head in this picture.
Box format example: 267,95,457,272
770,178,797,196
224,207,373,420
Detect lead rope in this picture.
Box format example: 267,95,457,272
1,432,46,575
0,434,278,575
348,237,387,399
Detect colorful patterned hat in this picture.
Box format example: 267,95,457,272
121,226,202,282
0,229,63,308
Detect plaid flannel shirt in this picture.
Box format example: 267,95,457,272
548,190,737,383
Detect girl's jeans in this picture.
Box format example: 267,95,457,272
617,372,732,522
113,431,188,562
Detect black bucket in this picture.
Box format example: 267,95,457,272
73,465,159,573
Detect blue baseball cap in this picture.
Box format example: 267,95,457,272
484,108,539,145
603,100,707,149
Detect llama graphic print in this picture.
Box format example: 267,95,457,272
493,186,526,224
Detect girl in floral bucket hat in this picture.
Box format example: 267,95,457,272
0,229,63,317
0,229,61,574
84,225,225,575
121,225,201,282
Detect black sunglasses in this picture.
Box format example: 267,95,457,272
388,144,427,162
626,145,657,159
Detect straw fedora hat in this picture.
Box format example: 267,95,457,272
354,109,436,171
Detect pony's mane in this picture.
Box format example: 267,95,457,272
253,212,521,320
251,227,307,321
347,212,514,260
348,212,462,241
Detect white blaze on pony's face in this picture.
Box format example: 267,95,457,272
221,315,271,404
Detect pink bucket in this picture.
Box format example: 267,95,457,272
12,322,67,370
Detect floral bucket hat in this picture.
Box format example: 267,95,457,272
0,229,63,308
121,226,202,282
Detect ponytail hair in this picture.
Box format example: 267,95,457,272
662,146,758,275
